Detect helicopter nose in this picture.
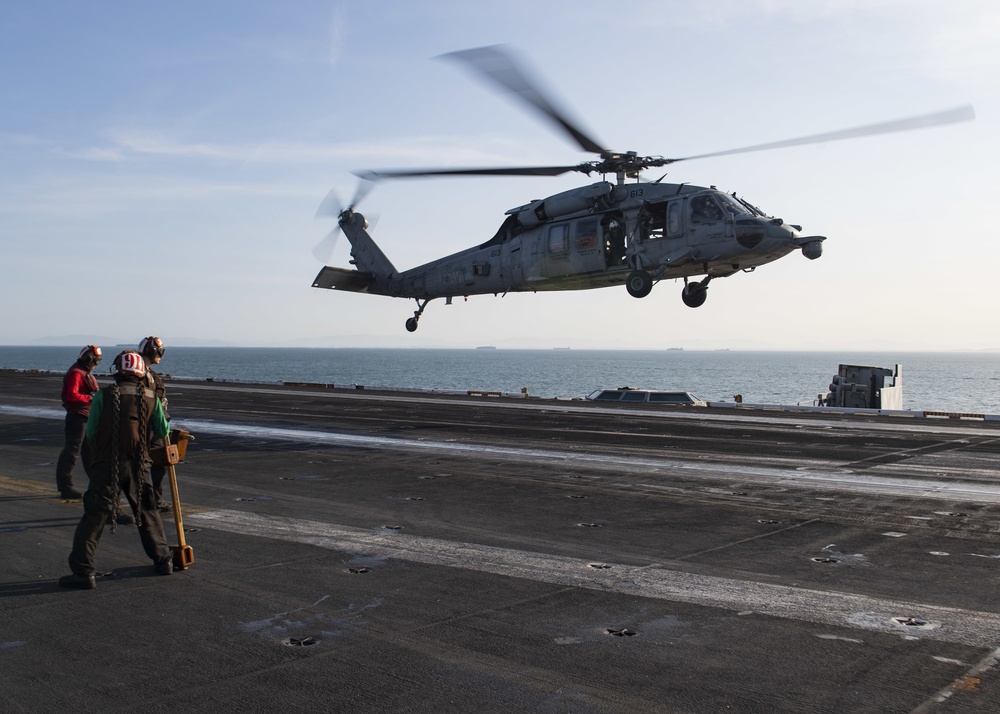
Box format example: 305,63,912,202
766,219,797,240
734,218,766,249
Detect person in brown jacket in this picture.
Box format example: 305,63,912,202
139,336,171,510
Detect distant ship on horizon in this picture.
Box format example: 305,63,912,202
475,345,496,350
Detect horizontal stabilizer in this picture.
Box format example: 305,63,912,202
312,266,375,293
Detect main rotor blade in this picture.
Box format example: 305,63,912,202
668,105,976,164
355,165,584,181
440,45,608,156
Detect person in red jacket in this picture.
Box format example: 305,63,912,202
56,345,102,499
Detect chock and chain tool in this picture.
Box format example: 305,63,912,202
163,431,195,570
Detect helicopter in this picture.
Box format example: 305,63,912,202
311,45,974,333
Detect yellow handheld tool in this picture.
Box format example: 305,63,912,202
164,430,195,570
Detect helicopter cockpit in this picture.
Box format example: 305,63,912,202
638,190,757,242
691,191,759,223
690,194,724,223
716,192,755,217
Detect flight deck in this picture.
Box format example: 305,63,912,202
1,371,999,713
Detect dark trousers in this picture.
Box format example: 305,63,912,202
150,436,167,503
68,458,171,575
56,411,91,492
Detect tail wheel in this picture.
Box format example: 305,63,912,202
626,270,653,298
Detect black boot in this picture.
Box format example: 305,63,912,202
59,572,96,589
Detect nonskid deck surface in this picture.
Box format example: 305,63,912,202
2,372,999,713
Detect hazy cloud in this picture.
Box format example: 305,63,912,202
62,129,536,167
328,3,347,71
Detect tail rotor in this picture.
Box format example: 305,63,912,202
311,179,376,264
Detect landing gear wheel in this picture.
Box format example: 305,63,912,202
405,298,432,333
626,270,653,299
681,282,708,308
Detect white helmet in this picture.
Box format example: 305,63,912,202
111,350,147,380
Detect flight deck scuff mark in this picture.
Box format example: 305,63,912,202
169,418,1000,503
4,405,1000,503
190,509,1000,650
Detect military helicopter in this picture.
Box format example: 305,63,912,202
312,45,973,333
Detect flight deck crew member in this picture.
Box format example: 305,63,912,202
139,336,170,510
55,345,102,499
59,350,174,589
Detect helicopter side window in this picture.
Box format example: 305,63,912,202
666,202,682,238
576,219,599,254
640,202,667,241
691,195,724,224
548,223,570,258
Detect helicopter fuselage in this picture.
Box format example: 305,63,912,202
313,181,825,320
309,44,971,331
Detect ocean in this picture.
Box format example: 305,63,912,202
3,346,999,414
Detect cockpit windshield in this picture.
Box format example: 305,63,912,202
727,193,767,217
716,193,751,216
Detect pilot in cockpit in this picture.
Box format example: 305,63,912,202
691,195,724,223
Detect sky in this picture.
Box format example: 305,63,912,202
1,0,998,350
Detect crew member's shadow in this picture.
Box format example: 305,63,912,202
0,567,175,597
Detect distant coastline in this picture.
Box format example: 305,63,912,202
7,340,1000,352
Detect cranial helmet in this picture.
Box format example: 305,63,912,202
111,350,147,380
139,336,165,360
78,345,102,369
